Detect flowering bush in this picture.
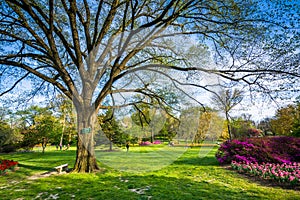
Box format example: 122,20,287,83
139,140,162,145
216,136,300,165
231,161,300,185
153,140,161,144
215,139,257,164
0,160,19,175
139,141,152,146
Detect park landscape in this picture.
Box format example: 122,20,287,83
0,0,300,199
0,142,300,199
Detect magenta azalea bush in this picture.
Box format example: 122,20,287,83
139,141,152,146
231,161,300,185
139,140,162,146
153,140,161,144
216,136,300,165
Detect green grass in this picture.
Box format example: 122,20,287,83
0,145,299,200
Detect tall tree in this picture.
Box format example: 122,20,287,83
34,113,62,153
196,110,224,143
98,108,127,150
51,95,77,147
270,105,297,136
0,1,299,172
230,116,255,138
16,105,61,151
211,89,243,140
131,103,167,143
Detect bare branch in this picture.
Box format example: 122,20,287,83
0,60,72,99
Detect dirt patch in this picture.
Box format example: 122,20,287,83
27,171,67,180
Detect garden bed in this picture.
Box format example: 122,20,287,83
223,164,300,191
216,136,300,190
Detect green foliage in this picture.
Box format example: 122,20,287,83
0,121,13,146
98,109,129,148
270,102,300,137
35,114,62,152
230,117,255,139
17,106,62,151
196,111,225,143
0,108,23,152
157,115,178,142
51,95,77,145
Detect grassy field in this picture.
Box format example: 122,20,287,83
0,145,299,200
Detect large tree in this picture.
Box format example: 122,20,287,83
270,104,300,136
0,0,299,172
15,105,61,150
34,112,62,153
211,89,243,140
51,95,77,147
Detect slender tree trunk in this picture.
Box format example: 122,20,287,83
59,115,65,150
72,106,100,173
109,141,113,151
42,137,48,153
226,112,232,140
151,130,154,143
109,135,113,151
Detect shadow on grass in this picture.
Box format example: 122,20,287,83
18,163,52,172
172,147,220,166
173,155,219,166
6,172,291,200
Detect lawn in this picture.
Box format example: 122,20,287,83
0,145,299,200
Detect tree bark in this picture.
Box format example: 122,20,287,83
109,139,113,151
226,112,232,140
72,106,100,173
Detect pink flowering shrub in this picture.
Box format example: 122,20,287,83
216,136,300,165
153,140,161,144
139,140,162,145
231,161,300,185
139,141,152,146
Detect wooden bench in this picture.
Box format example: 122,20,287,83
54,163,68,173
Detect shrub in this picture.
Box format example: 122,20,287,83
139,141,151,146
216,136,300,165
153,140,161,144
0,144,17,153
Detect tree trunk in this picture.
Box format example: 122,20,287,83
226,112,232,140
42,138,47,154
151,130,154,143
72,107,100,173
59,115,66,151
109,140,113,151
